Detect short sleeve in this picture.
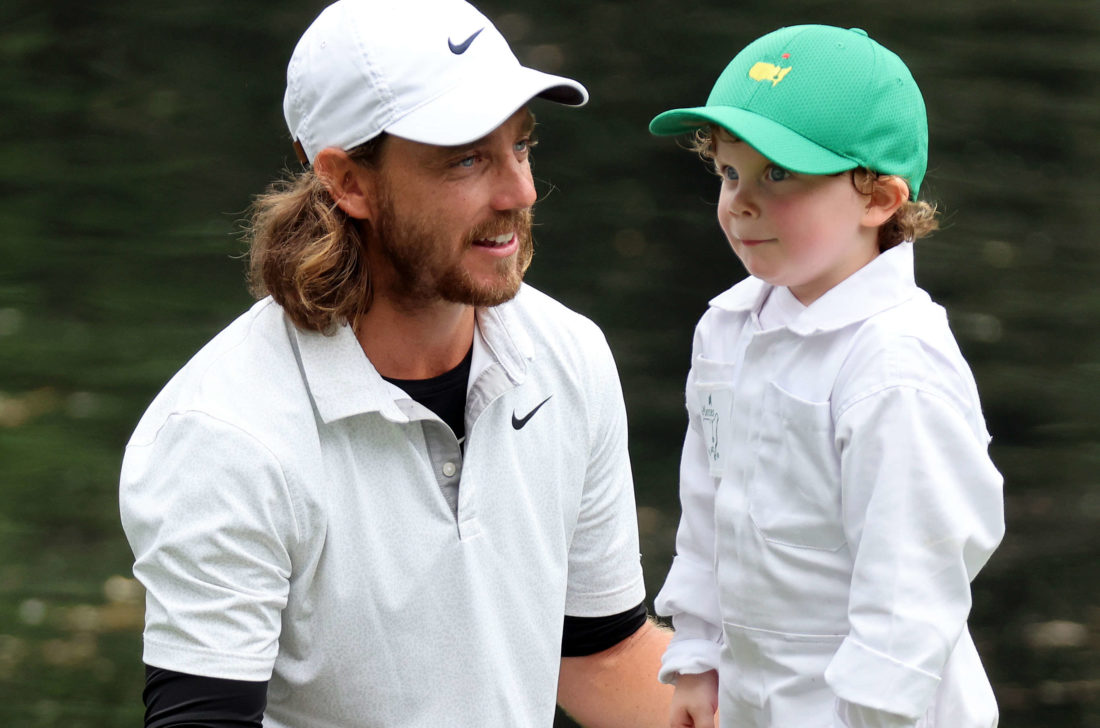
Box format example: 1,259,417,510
120,411,300,681
562,331,646,618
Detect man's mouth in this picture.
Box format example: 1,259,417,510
473,232,516,249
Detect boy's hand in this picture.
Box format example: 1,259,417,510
669,670,719,728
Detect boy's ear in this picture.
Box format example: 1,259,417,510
313,147,376,221
862,175,909,228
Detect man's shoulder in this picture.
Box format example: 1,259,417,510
479,284,621,391
500,283,608,345
509,283,592,319
127,298,309,447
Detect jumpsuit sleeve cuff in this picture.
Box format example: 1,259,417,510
824,637,940,720
658,637,722,684
654,555,722,626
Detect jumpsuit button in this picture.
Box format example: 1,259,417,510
442,461,457,478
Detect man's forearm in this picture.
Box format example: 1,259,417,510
557,618,675,728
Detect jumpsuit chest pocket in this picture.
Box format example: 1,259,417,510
748,382,845,551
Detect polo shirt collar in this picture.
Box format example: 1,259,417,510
292,322,408,424
708,242,919,335
292,295,534,424
474,291,534,386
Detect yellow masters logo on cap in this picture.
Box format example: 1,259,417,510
749,61,791,86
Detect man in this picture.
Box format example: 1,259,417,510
119,0,673,726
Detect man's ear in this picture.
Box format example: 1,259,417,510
313,147,376,220
861,175,909,228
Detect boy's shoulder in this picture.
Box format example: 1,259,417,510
838,292,984,418
859,288,963,361
860,287,951,342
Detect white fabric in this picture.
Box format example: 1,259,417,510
655,243,1004,727
120,284,645,728
284,0,588,161
757,285,805,331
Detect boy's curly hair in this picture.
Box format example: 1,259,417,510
691,126,938,252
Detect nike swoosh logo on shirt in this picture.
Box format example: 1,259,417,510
448,28,484,54
512,396,552,430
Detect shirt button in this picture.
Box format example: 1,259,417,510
442,462,457,478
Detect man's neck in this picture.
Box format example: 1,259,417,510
354,296,476,380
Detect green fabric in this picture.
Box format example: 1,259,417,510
650,25,928,199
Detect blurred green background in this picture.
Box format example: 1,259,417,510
1,0,1097,725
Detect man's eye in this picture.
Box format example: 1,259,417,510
456,155,477,168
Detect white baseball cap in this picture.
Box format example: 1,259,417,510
284,0,589,164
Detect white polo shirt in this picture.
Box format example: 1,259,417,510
656,243,1004,727
120,283,645,728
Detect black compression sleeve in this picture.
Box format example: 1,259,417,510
144,665,267,728
561,601,648,657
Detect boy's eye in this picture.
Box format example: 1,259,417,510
767,166,792,182
720,165,738,181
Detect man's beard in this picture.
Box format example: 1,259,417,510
369,189,534,310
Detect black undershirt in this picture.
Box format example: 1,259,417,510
142,348,648,725
381,344,472,442
142,604,648,726
561,601,649,658
144,666,266,728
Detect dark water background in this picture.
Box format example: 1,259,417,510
1,0,1097,725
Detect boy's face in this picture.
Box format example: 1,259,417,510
713,138,880,305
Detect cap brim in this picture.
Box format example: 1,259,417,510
386,66,587,147
650,106,858,176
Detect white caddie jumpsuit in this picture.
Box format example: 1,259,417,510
657,243,1004,727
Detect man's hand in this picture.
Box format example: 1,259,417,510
669,670,718,728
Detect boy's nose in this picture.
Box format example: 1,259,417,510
726,184,759,217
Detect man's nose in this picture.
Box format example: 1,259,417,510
491,156,537,211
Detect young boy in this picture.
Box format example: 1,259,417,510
650,25,1005,728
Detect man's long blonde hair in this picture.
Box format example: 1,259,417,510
244,135,387,332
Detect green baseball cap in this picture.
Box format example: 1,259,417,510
650,25,928,199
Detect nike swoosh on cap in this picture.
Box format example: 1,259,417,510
448,28,483,54
512,395,552,430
